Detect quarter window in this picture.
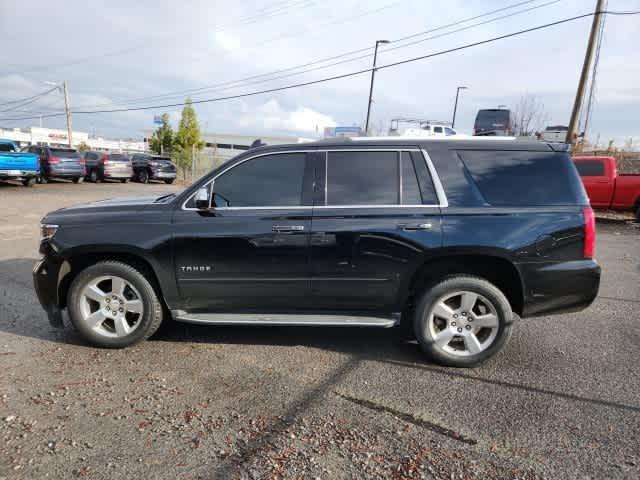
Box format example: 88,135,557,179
326,151,399,205
212,153,306,207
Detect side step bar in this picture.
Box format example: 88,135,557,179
172,311,400,328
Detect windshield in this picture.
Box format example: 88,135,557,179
109,153,130,162
475,110,511,130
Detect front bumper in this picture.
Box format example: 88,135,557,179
520,259,601,317
33,256,64,328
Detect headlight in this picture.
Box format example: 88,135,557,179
41,224,59,240
150,161,159,166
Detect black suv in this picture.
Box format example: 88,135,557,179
130,153,177,184
33,138,600,367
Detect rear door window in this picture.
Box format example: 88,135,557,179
458,150,584,206
326,151,398,205
574,160,605,176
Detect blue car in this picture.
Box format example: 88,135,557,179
0,139,39,187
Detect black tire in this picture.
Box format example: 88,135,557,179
413,275,514,368
635,204,640,223
67,261,164,348
22,177,36,187
73,177,84,184
164,179,175,185
120,178,129,184
39,175,48,184
89,169,99,183
138,169,149,184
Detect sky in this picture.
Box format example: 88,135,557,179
0,0,638,146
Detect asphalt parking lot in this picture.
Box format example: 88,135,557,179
1,180,639,479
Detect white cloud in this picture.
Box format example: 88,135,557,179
213,31,238,52
237,99,336,134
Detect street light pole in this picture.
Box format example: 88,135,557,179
364,39,390,135
451,86,467,129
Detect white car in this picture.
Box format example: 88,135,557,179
402,124,457,137
541,125,568,143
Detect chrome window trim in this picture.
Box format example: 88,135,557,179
181,147,446,211
421,148,449,208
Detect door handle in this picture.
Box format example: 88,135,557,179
272,225,305,233
596,180,609,183
398,223,433,231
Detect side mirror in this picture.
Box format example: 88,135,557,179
194,187,210,210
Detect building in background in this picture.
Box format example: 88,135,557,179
0,126,145,152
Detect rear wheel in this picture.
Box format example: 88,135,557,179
67,261,163,348
164,178,175,185
413,276,514,367
120,178,129,184
635,204,640,223
22,177,36,187
38,175,48,184
73,177,83,184
89,169,99,183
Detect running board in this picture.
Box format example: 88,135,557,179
172,311,400,328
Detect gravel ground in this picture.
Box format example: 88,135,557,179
1,180,639,479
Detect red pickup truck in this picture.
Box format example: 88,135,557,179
573,156,640,221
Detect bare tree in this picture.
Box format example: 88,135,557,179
512,94,549,137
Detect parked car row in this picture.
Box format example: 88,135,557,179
0,140,177,187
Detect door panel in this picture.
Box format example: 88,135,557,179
171,151,314,312
172,208,311,311
310,149,442,311
575,159,612,207
310,208,441,310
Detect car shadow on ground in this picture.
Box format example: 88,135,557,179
3,257,639,417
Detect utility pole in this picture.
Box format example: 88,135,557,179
451,86,468,129
364,39,390,135
566,0,604,145
62,81,73,148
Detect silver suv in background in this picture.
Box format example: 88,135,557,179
83,152,133,183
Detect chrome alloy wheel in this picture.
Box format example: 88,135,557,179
427,291,499,357
78,275,144,338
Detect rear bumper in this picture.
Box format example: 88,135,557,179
33,256,65,328
0,169,38,178
520,259,601,317
151,170,176,179
103,168,132,179
48,168,85,178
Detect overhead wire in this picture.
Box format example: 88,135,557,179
71,0,551,110
0,9,637,123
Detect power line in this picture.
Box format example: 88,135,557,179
72,0,548,110
1,9,637,123
0,86,58,108
0,86,59,113
0,0,316,77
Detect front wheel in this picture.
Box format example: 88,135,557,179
635,205,640,223
164,179,175,185
22,177,36,187
67,261,164,348
73,177,84,184
413,276,514,367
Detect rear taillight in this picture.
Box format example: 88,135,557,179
103,155,109,165
79,158,85,165
49,156,60,164
583,206,595,259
